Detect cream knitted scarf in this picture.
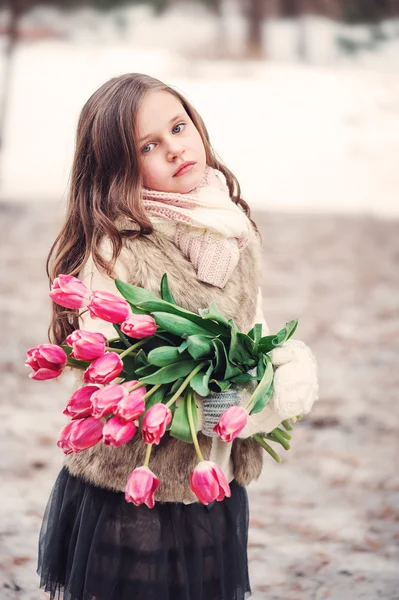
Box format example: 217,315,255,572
137,166,252,288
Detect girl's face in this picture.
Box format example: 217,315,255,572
137,90,207,194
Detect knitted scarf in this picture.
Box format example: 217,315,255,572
136,166,252,288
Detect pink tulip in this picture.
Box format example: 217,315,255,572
103,416,137,447
141,403,172,445
57,417,103,454
87,290,130,324
25,344,67,380
213,406,248,442
90,384,126,418
115,382,146,421
66,330,106,361
63,385,100,419
83,352,123,384
49,274,90,309
190,461,232,505
125,466,160,508
120,314,157,339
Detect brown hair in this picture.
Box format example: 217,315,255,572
46,73,261,344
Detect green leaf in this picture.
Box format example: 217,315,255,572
249,354,274,415
230,371,260,384
150,312,213,338
137,302,226,337
209,379,232,392
115,280,160,305
229,328,256,366
247,323,263,347
147,346,186,367
212,337,243,379
177,341,188,354
258,319,299,353
160,273,177,305
170,392,198,443
139,359,200,384
212,338,226,378
198,301,230,328
186,334,214,360
189,361,213,396
170,377,184,394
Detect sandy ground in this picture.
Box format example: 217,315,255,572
0,202,398,599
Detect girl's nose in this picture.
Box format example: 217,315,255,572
166,140,184,162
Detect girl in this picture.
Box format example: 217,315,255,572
38,73,318,600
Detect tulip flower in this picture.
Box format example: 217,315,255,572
115,382,146,421
65,330,106,361
141,403,172,445
63,384,100,419
103,416,137,447
120,314,157,339
25,344,67,380
213,406,248,442
49,274,90,309
83,352,123,384
190,461,231,505
90,384,126,418
125,466,160,508
87,290,130,324
57,417,103,454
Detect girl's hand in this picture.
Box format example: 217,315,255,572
269,339,319,420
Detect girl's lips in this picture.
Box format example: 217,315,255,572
174,162,195,177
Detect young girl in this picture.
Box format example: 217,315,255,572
38,73,318,600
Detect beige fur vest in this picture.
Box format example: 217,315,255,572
64,222,264,502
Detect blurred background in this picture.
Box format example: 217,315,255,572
1,1,399,599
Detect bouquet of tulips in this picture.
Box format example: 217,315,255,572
26,273,300,507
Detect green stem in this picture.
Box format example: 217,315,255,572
143,384,162,400
269,429,290,451
107,337,120,343
143,443,153,467
186,389,204,462
165,361,207,409
275,427,292,441
281,419,293,431
253,434,282,463
119,339,147,360
105,346,124,354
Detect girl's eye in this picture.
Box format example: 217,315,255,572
172,123,185,134
142,143,155,154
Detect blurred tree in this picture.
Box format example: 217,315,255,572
240,0,267,58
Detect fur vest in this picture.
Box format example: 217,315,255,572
64,221,264,502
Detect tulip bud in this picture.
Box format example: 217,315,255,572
103,416,137,447
115,382,146,421
66,330,106,361
25,344,67,380
213,406,248,442
141,403,172,445
90,384,126,419
49,274,90,309
120,314,157,339
63,384,100,419
57,417,103,454
125,466,160,508
190,461,231,505
87,290,130,324
83,352,123,385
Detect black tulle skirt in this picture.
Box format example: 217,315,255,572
37,467,251,600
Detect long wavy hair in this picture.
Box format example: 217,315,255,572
47,73,261,345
